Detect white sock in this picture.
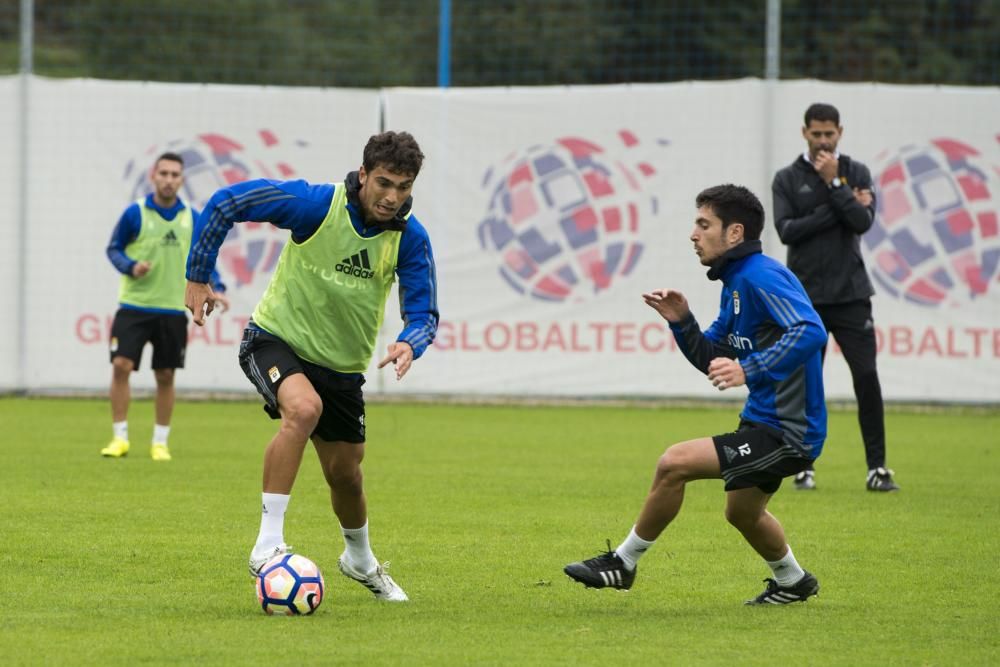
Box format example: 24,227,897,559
341,522,377,573
615,526,654,571
153,424,170,445
253,493,289,556
766,546,806,587
113,421,128,441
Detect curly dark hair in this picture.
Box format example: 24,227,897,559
695,184,765,240
362,131,425,177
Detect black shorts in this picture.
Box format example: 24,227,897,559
109,308,188,370
713,420,814,494
238,327,366,443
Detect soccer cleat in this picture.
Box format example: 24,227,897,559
745,571,819,605
100,437,130,458
866,467,900,492
150,442,172,461
564,541,636,590
793,470,816,490
338,555,409,601
249,543,293,577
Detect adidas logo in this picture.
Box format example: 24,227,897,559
723,445,738,463
161,229,180,246
797,183,813,194
335,248,375,279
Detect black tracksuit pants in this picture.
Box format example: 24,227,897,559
811,299,887,471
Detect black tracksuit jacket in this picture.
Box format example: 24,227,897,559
771,154,877,306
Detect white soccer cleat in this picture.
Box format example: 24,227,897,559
249,543,292,577
338,555,409,601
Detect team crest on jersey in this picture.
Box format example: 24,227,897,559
732,290,740,314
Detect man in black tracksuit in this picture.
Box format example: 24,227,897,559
772,102,899,492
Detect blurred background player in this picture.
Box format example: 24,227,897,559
565,184,827,605
772,103,899,492
185,131,438,602
103,151,229,461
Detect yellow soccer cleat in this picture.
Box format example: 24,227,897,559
100,437,130,458
150,442,172,462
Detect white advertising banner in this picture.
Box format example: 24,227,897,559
383,81,1000,402
381,82,769,400
20,77,379,392
6,76,998,402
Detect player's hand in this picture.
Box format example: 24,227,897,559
185,280,218,326
642,288,690,323
131,261,152,278
813,151,839,184
213,292,231,314
707,357,746,391
853,187,873,207
378,341,414,381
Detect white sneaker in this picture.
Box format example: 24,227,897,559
338,554,409,601
249,543,292,577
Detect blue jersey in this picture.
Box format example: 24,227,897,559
670,242,828,458
107,194,225,315
186,176,438,361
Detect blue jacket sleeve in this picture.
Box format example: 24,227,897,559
669,309,737,375
186,179,332,283
106,204,142,275
188,206,226,293
739,278,828,384
395,216,439,360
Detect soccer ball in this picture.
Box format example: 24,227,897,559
256,553,325,616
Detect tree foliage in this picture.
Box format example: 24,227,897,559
0,0,996,86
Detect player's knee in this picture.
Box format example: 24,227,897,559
281,395,322,434
326,462,363,494
654,449,689,485
111,356,134,376
154,368,175,386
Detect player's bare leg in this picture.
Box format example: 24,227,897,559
249,373,320,575
564,437,720,590
102,356,134,457
109,356,133,423
726,487,819,605
150,368,175,460
314,436,407,601
634,437,722,541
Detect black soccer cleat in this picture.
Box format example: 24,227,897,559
745,570,819,605
564,541,636,590
866,467,900,492
793,470,817,491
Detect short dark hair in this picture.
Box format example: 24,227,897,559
804,103,840,126
362,131,424,177
695,184,764,241
155,151,184,168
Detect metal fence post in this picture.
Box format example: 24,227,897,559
17,0,33,392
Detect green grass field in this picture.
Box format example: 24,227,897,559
1,397,997,666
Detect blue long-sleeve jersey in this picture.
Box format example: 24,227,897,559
107,194,225,314
186,178,439,360
670,242,828,457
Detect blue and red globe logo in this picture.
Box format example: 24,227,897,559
865,138,1000,307
124,131,305,287
477,131,665,302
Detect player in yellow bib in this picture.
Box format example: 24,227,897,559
185,132,438,601
103,152,229,461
